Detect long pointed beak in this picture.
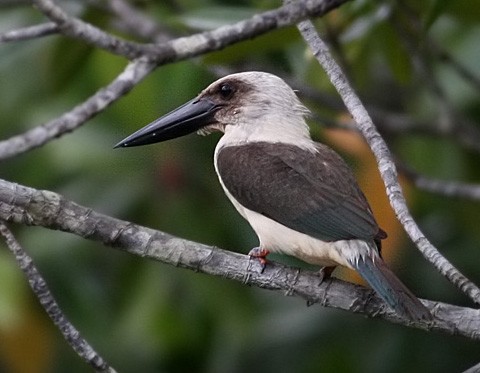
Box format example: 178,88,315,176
114,97,220,148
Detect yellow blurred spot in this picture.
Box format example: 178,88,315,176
0,294,54,373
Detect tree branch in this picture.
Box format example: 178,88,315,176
295,19,480,304
0,222,117,372
399,164,480,201
0,178,478,340
0,0,349,160
0,22,58,43
33,0,351,61
0,57,156,160
33,0,150,59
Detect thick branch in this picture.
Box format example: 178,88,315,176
0,222,116,372
295,20,480,304
0,178,478,339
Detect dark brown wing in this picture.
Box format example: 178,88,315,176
216,142,385,242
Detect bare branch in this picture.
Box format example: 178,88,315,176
33,0,351,61
295,20,480,304
0,58,156,160
0,178,478,339
148,0,352,64
0,222,117,373
298,82,480,154
399,164,480,201
370,109,480,155
33,0,150,59
0,22,58,43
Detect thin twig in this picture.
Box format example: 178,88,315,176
33,0,150,59
295,19,480,304
0,57,156,160
297,81,480,154
0,22,58,43
399,164,480,201
0,221,117,373
0,178,478,339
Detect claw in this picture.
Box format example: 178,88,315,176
248,247,270,272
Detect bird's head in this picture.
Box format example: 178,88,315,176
115,71,310,148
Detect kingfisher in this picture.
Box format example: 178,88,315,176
115,71,431,321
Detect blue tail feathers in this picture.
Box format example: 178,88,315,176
354,254,432,321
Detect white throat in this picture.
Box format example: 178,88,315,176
215,114,316,153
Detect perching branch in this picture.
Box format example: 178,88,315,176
0,222,117,373
0,178,478,339
295,19,480,304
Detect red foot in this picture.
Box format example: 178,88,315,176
248,247,270,272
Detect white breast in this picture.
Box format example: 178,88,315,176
213,142,373,269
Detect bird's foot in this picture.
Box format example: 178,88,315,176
316,266,335,285
248,247,270,272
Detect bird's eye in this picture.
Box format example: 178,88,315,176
219,83,233,99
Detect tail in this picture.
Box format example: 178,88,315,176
353,252,432,322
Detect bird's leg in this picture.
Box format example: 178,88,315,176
248,247,270,272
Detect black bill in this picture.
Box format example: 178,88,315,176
114,97,219,148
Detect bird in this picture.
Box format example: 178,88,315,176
115,71,431,322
